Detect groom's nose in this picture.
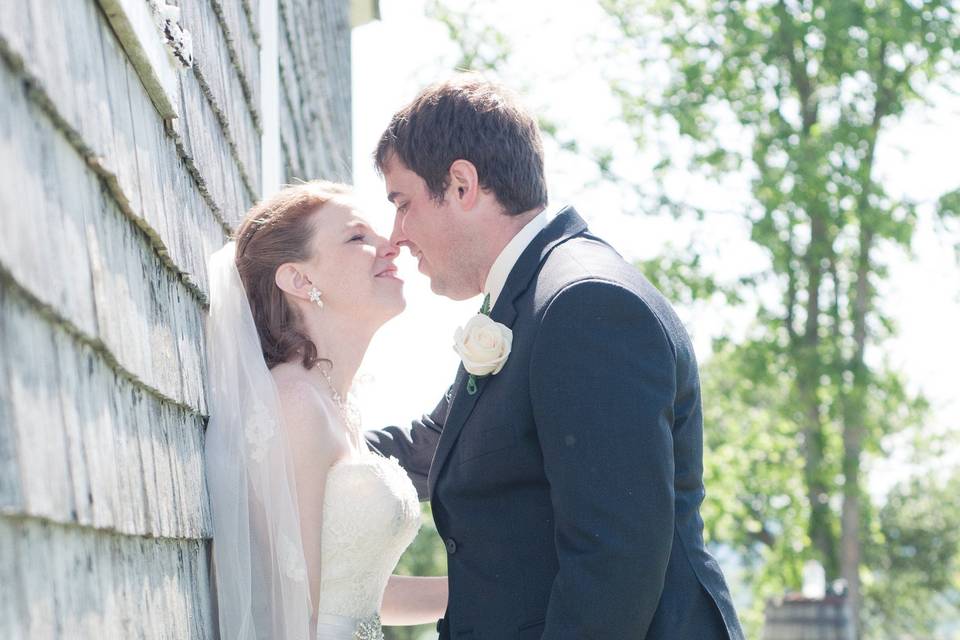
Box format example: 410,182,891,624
389,211,407,248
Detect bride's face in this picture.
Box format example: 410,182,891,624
302,199,404,324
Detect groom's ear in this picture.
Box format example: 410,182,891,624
274,263,312,301
448,159,479,211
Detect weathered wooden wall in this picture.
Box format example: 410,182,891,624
279,0,353,182
0,0,354,636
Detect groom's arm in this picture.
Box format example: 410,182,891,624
366,390,450,501
530,280,676,639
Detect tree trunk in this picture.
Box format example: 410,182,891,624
798,212,839,576
841,429,863,639
841,222,874,639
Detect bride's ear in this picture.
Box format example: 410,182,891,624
275,263,313,300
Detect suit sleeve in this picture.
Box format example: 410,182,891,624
530,280,676,638
365,389,450,501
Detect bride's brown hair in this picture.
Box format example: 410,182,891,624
233,180,351,370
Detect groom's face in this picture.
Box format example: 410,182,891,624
383,158,477,300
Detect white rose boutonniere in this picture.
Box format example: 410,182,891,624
453,294,513,394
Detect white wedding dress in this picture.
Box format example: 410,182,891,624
313,451,422,639
204,242,423,640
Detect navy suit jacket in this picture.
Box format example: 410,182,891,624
368,208,744,639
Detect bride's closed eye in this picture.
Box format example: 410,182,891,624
348,233,366,243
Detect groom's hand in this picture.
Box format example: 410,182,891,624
365,388,451,501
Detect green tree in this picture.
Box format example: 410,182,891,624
429,0,512,72
603,0,960,634
862,471,960,638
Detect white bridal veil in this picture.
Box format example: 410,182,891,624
204,241,313,639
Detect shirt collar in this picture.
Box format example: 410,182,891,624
483,206,558,309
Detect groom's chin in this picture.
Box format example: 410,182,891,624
424,271,474,300
431,282,479,302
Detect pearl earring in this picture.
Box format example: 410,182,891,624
308,287,324,309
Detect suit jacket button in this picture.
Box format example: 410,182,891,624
445,537,458,554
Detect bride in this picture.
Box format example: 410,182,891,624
203,181,447,639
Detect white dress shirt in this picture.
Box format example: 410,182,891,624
483,206,560,309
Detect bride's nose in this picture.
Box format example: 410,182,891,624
376,236,399,261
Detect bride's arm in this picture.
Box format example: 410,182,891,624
379,575,448,626
276,377,350,616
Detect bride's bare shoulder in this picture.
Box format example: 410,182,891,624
269,362,342,446
270,360,312,392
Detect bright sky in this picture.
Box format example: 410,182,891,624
350,0,960,500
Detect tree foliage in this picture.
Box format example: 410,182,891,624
601,0,960,634
861,473,960,638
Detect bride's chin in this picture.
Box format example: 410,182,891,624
378,294,406,320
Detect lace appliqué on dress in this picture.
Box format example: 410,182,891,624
246,400,277,462
278,533,307,583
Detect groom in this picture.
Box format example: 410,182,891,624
367,76,744,639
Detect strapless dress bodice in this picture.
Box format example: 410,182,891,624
314,453,421,639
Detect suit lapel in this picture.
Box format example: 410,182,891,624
427,208,589,495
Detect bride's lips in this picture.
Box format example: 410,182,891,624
375,265,401,281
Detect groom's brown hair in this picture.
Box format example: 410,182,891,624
374,74,548,216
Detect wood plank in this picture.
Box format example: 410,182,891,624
0,516,215,639
279,0,321,180
0,58,99,339
173,70,255,228
210,0,263,126
181,0,262,197
0,286,77,525
277,0,353,182
0,0,234,299
278,49,310,179
97,0,181,119
103,9,237,290
280,109,299,182
85,177,207,413
318,0,354,181
0,284,210,539
315,0,353,159
243,0,261,42
0,60,209,414
0,283,20,514
0,518,23,637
